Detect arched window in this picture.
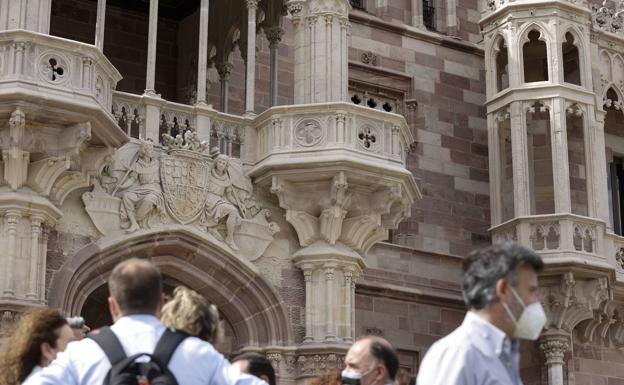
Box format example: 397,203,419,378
563,32,581,85
523,30,549,83
495,38,509,92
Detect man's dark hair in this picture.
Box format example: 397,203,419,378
232,352,276,385
462,242,544,310
369,338,399,382
108,258,162,315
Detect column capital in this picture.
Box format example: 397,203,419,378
246,0,259,9
265,27,284,49
216,63,234,81
539,331,570,365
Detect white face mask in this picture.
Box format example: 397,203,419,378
341,361,377,385
502,286,546,340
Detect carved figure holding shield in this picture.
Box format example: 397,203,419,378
117,140,165,232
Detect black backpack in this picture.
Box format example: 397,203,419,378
89,326,188,385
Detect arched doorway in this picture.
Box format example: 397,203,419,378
47,227,294,352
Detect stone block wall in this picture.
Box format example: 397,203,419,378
346,20,490,256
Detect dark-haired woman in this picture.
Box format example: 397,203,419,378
0,308,75,385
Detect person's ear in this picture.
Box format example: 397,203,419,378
495,278,509,302
108,296,121,322
155,293,165,316
40,342,56,367
259,374,270,384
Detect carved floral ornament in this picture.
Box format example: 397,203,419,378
82,134,279,261
593,0,624,35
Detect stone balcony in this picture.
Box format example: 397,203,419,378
0,30,125,147
490,214,621,273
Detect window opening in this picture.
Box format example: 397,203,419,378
523,30,549,83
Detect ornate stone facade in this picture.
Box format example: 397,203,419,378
1,0,624,384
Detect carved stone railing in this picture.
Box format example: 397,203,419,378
491,214,610,269
112,91,145,138
111,91,247,158
0,30,125,146
251,102,411,170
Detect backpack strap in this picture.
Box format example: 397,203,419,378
151,329,188,368
88,326,127,365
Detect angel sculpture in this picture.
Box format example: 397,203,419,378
201,151,257,250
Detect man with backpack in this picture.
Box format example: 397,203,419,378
24,258,268,385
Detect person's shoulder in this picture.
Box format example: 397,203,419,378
177,335,222,357
421,326,479,363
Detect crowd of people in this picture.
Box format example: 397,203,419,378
0,242,545,385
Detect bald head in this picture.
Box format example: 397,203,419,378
108,258,162,316
345,336,399,384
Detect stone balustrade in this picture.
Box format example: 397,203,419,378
491,214,611,270
0,30,121,119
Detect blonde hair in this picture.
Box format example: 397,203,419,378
161,286,220,343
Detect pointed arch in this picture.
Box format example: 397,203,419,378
560,26,586,86
518,24,551,83
47,228,295,349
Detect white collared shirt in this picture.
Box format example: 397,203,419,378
23,314,267,385
416,311,522,385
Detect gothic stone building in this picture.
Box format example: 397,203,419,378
0,0,624,384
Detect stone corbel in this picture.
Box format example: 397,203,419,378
59,122,92,168
285,210,319,246
50,146,114,206
3,108,29,190
543,273,611,333
340,214,381,254
577,300,617,343
27,156,71,196
319,173,351,244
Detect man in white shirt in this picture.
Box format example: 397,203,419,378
24,258,267,385
416,243,546,385
342,336,399,385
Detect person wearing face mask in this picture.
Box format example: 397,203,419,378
416,242,545,385
342,336,399,385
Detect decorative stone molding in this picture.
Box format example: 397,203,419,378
360,51,378,66
540,334,569,365
296,353,345,377
542,273,611,332
593,1,624,35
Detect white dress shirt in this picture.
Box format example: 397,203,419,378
416,311,522,385
23,314,267,385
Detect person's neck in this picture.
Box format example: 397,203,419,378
473,308,513,338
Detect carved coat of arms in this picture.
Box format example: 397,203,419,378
160,150,210,224
82,131,279,260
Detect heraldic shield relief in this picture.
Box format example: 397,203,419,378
82,131,279,260
160,150,210,224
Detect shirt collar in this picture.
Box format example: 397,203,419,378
114,314,161,327
463,311,513,358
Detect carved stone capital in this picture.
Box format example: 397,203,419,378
265,27,284,49
216,63,234,81
539,331,569,365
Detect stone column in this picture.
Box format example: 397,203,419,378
411,0,424,28
487,112,503,226
245,0,258,115
145,0,159,95
288,0,351,104
550,98,572,213
216,63,233,113
196,0,210,105
95,0,106,50
3,211,21,296
26,216,43,299
265,27,284,107
539,330,570,385
509,101,531,217
0,0,52,33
